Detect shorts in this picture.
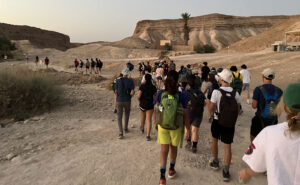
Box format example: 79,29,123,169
157,76,163,80
190,117,203,128
243,83,250,91
139,105,154,112
86,66,90,69
250,115,278,137
211,119,235,144
157,125,183,147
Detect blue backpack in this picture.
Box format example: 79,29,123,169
259,86,280,120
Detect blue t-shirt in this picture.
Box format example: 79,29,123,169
116,78,135,102
154,90,188,109
253,84,283,117
186,88,206,119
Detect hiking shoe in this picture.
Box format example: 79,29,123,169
185,141,191,150
113,109,117,114
124,129,129,133
168,169,176,179
159,178,166,185
222,169,230,182
192,146,197,153
118,134,123,139
146,136,151,141
209,159,219,170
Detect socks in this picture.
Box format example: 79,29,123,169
160,166,166,179
224,165,229,173
170,161,176,170
192,141,198,148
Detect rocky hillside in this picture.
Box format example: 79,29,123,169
0,23,71,51
133,13,290,50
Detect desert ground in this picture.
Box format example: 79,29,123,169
0,50,299,185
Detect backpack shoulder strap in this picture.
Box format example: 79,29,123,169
232,72,236,79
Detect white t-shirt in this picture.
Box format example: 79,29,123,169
240,69,251,84
243,122,300,185
141,74,157,85
210,86,241,120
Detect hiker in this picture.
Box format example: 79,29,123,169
74,58,79,72
185,75,207,153
96,58,100,73
85,59,90,74
115,68,135,139
208,69,241,182
141,68,157,86
239,82,300,185
201,62,210,81
98,58,103,73
168,60,176,72
35,56,39,66
156,63,164,90
79,60,84,72
163,61,168,76
230,65,243,114
112,73,123,113
146,61,152,73
138,62,143,76
127,61,134,72
154,70,191,185
138,74,157,141
204,72,220,100
91,58,96,74
186,64,192,77
240,64,251,104
44,57,50,68
250,68,282,141
194,72,202,91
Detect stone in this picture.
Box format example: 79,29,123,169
11,156,22,162
130,124,135,128
6,153,16,160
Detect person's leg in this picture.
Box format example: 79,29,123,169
117,102,124,135
140,110,146,133
124,101,131,131
191,126,199,151
211,137,218,159
223,144,232,167
160,144,169,182
168,144,178,178
146,109,153,137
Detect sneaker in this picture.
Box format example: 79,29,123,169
192,146,197,153
168,169,176,179
146,136,151,141
209,159,219,170
113,109,117,114
118,134,123,139
159,178,166,185
223,169,230,182
185,141,191,150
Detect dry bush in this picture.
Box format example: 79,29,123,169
0,67,63,120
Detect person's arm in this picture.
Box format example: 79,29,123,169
183,109,191,139
239,168,261,183
137,90,142,100
252,100,258,109
209,102,215,118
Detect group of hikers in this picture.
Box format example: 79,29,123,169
74,58,103,74
35,56,50,68
113,60,299,185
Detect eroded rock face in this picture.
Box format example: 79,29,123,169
133,13,290,50
0,23,71,51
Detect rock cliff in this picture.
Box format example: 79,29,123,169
133,14,290,50
0,23,71,51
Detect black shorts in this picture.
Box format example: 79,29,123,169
139,105,154,112
211,119,235,144
250,115,278,137
191,117,203,128
157,76,163,80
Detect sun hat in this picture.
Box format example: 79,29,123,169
218,69,232,83
262,68,275,80
230,66,238,72
241,64,247,69
283,82,300,112
217,67,223,73
121,68,131,75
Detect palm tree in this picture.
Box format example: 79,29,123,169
181,12,191,45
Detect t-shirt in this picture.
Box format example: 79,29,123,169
139,84,157,108
116,78,135,102
156,68,164,77
201,66,210,79
252,84,283,117
210,86,241,120
240,69,251,84
141,74,157,85
187,88,206,119
243,122,300,185
231,72,243,84
154,90,188,109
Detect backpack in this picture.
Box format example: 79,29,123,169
194,76,203,90
169,63,176,71
187,90,205,116
217,89,239,127
157,92,183,130
207,82,219,99
232,73,242,94
128,63,134,71
259,86,280,120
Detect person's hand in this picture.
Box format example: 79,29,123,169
239,169,251,184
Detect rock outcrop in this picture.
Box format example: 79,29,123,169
133,13,290,50
0,23,71,51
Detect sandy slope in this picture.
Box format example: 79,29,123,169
0,51,299,185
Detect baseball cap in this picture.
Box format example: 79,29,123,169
218,69,232,83
283,82,300,112
121,68,131,75
262,68,275,80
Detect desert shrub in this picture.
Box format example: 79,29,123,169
194,44,216,53
0,68,62,120
0,37,16,51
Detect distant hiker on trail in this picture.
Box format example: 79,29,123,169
168,60,176,72
138,74,157,141
91,58,96,74
146,61,152,73
185,74,207,153
126,61,134,72
240,64,251,104
98,58,103,73
96,58,100,74
141,68,157,86
112,73,123,113
79,60,84,72
250,68,282,142
44,57,50,68
138,62,143,76
204,72,220,122
208,69,241,182
156,63,164,90
201,62,210,81
115,68,135,139
154,70,191,185
35,56,39,66
230,65,243,114
74,58,79,72
239,82,300,185
194,72,202,91
85,59,90,74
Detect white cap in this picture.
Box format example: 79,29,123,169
218,69,232,83
121,68,131,75
262,68,275,80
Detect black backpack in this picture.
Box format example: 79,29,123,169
128,63,134,71
217,89,239,127
187,90,205,115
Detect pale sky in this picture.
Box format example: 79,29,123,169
1,0,300,43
